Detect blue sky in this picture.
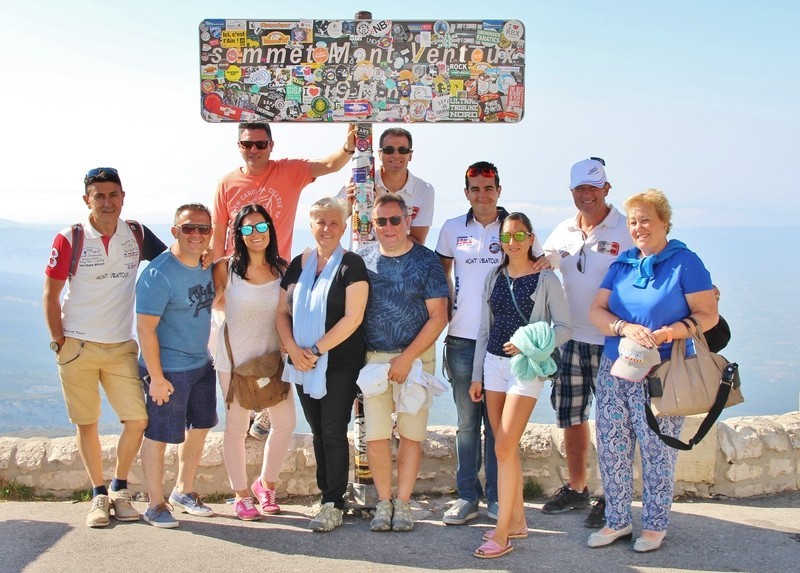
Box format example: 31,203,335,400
2,0,797,233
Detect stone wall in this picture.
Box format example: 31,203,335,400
1,413,798,499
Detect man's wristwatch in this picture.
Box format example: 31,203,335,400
49,339,63,352
311,344,323,357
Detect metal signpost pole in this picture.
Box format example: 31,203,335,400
348,9,378,511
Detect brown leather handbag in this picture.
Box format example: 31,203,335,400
223,325,289,411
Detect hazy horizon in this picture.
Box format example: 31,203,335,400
2,220,797,438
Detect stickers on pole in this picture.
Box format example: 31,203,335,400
199,18,525,123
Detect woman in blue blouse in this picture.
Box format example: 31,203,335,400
588,189,718,552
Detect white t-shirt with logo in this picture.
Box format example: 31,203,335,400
543,205,632,345
435,210,506,340
46,218,143,343
338,169,434,227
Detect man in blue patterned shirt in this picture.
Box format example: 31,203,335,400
358,193,449,533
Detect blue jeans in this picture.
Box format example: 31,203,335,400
444,336,497,504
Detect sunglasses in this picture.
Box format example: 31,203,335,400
380,146,412,155
499,231,533,243
466,167,497,178
238,140,271,150
577,242,587,273
177,224,212,235
590,156,606,166
239,221,270,236
85,167,119,179
373,216,404,227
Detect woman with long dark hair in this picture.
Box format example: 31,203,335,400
469,212,572,558
212,204,295,520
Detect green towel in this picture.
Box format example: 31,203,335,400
509,321,557,382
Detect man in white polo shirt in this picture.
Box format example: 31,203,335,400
43,167,167,527
541,157,633,528
435,161,506,525
340,127,434,245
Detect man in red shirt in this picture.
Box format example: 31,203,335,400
212,123,356,260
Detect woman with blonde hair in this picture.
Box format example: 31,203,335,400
588,189,717,552
277,197,369,532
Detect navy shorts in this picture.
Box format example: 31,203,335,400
550,340,603,428
140,360,218,444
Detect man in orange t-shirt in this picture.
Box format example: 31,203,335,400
212,122,356,260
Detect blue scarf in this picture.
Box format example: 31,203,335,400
282,245,344,399
617,239,689,288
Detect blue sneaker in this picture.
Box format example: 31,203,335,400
143,503,179,528
443,498,480,525
169,491,214,517
487,500,499,521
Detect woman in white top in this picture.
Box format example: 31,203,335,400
212,204,296,521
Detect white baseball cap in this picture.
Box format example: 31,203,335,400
570,158,607,189
610,338,661,382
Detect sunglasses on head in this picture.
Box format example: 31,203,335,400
373,215,404,227
239,221,270,236
85,167,119,179
590,156,606,166
499,231,532,243
177,224,212,235
238,140,271,150
380,146,412,155
465,167,497,178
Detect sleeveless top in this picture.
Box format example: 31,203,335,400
215,269,281,373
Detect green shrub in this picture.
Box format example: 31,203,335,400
522,478,544,500
0,478,37,501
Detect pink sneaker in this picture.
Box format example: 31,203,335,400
235,496,261,521
251,478,280,514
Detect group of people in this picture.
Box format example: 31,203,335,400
44,123,718,560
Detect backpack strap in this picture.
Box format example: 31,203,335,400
125,220,145,258
68,220,144,279
68,223,84,280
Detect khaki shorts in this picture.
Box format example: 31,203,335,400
57,337,148,425
363,345,435,442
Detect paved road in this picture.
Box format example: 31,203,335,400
2,493,799,573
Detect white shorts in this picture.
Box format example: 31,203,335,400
483,352,545,399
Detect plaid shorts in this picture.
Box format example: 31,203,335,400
550,340,603,428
